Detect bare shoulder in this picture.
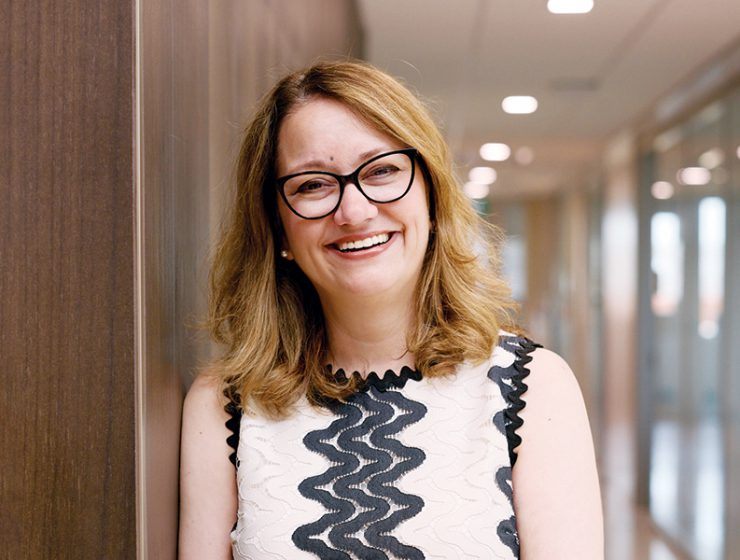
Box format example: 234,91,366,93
515,346,594,467
522,347,584,415
513,346,604,559
179,369,237,560
183,369,229,422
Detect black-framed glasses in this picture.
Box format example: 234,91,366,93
276,148,418,220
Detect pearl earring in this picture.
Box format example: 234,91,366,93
280,250,289,259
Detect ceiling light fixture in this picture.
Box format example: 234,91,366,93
468,167,497,184
547,0,594,14
480,143,511,162
502,96,538,114
736,145,740,159
677,167,711,186
464,182,490,200
651,181,674,200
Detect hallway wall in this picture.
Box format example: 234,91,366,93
1,1,362,558
136,1,363,558
1,2,136,558
600,131,642,560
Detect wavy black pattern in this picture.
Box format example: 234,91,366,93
497,516,520,557
293,383,427,560
223,390,242,467
495,465,514,506
487,335,541,467
487,335,541,559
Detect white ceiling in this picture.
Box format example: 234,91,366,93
357,0,740,198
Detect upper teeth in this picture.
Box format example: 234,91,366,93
338,233,390,252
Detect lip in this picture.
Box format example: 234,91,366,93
326,231,397,258
327,230,394,246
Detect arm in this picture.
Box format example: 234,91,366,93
179,372,238,560
513,348,603,559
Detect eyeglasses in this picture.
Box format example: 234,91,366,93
276,148,418,220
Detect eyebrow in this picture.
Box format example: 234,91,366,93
285,147,391,175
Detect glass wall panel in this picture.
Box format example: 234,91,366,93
644,94,732,560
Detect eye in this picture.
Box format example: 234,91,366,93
296,179,330,192
362,164,400,183
287,175,338,197
372,165,398,176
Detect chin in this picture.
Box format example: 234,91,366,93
339,270,417,300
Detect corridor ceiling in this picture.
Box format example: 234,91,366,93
357,0,740,198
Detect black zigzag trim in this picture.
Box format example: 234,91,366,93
223,390,242,467
293,385,427,559
487,335,542,467
332,365,423,393
497,515,520,557
495,465,513,507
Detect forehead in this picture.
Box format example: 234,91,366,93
276,97,401,174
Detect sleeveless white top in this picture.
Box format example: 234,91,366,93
224,333,539,560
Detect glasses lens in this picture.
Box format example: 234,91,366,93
282,173,341,218
359,152,414,203
280,151,415,219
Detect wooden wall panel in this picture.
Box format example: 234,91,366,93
1,1,136,558
138,2,363,558
1,1,364,558
138,1,209,557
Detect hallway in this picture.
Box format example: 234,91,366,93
3,1,739,558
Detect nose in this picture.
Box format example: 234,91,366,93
333,182,378,226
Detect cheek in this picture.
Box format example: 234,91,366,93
409,183,432,229
277,201,300,249
277,203,325,262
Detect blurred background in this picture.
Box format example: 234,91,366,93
3,1,740,558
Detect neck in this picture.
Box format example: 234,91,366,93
320,293,416,377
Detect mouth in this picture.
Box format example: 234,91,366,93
333,232,392,253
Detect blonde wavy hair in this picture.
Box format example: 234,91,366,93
208,60,516,416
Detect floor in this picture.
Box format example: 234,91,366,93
601,423,692,560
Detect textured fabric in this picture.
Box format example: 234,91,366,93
226,333,539,560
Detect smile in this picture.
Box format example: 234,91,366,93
336,233,391,253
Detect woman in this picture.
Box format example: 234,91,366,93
180,60,603,559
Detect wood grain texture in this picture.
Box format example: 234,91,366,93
0,1,363,558
137,2,363,558
0,1,136,558
138,1,208,557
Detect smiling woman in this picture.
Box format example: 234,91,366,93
178,60,603,560
276,98,431,309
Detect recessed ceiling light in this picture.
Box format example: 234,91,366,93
502,96,538,114
514,146,534,165
651,181,674,200
547,0,594,14
480,143,511,162
464,182,490,200
468,167,497,184
677,167,711,186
